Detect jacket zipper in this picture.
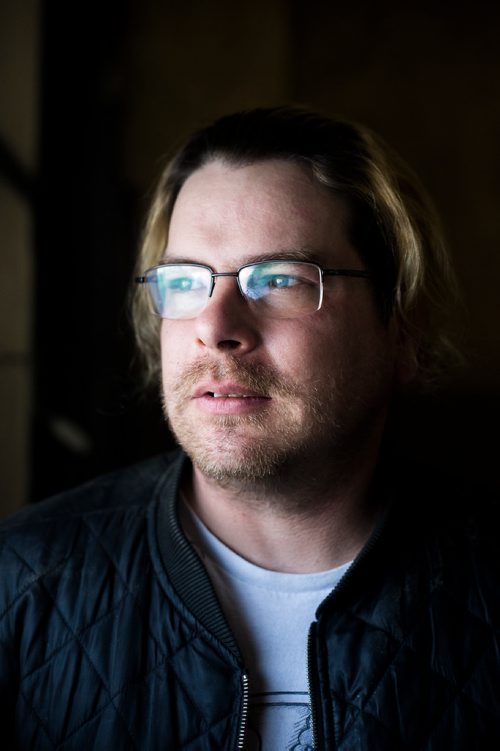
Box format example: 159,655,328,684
307,625,320,750
236,672,249,749
305,511,389,751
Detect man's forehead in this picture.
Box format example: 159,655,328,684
166,159,357,266
173,158,350,218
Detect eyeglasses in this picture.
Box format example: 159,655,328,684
135,260,371,320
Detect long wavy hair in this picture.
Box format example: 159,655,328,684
131,106,462,390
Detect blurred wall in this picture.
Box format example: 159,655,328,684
120,1,500,490
0,0,39,518
123,0,500,392
1,1,499,517
289,1,500,392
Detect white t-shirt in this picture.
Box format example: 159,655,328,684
180,502,352,750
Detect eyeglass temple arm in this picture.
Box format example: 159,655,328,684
322,269,371,279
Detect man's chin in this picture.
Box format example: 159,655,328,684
176,428,309,487
186,446,285,485
167,402,341,486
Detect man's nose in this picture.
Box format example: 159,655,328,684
194,275,260,353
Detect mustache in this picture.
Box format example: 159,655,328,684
170,357,297,399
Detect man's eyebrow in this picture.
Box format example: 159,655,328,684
243,248,320,264
160,255,202,265
161,248,322,266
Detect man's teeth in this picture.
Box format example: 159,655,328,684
211,392,252,398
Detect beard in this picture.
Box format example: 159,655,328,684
161,356,354,488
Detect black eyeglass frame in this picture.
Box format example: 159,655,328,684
135,260,372,318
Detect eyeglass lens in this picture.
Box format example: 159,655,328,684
144,261,323,320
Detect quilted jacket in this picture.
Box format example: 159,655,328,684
0,448,499,750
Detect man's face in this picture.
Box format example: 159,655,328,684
161,159,405,485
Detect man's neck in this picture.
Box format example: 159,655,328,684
182,449,383,574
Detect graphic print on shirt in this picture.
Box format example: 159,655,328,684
245,692,312,750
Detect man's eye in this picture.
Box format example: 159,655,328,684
251,274,299,290
166,277,197,291
268,275,298,289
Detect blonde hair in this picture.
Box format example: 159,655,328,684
132,106,462,390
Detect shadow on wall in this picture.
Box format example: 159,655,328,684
28,387,500,506
387,391,500,496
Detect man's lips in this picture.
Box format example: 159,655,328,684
192,382,271,399
191,382,272,414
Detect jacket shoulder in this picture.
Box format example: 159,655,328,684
0,450,184,606
2,451,180,527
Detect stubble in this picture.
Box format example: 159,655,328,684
162,356,344,487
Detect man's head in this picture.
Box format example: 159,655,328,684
132,107,461,484
134,106,459,389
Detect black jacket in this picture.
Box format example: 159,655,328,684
0,449,499,749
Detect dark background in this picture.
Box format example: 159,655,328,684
2,0,499,507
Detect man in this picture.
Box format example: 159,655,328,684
1,107,498,749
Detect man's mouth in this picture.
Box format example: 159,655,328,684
191,383,272,414
193,382,270,399
207,392,264,399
